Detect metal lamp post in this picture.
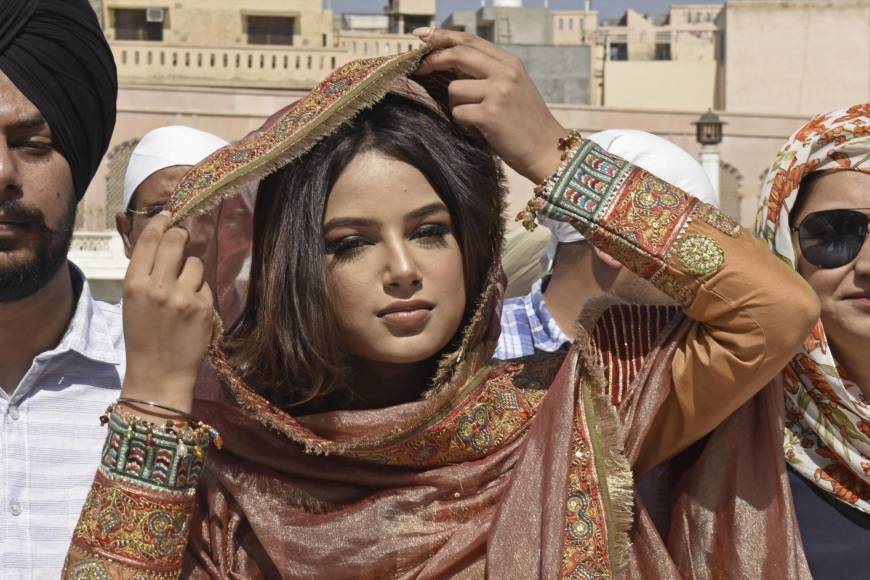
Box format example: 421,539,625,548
692,109,725,205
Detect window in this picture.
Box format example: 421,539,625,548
559,18,564,31
654,43,671,60
114,9,164,41
568,18,574,31
609,43,628,61
246,16,294,46
403,15,430,34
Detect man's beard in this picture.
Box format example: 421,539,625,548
0,197,76,302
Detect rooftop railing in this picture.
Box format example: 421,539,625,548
112,42,354,90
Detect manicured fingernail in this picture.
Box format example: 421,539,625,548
413,27,432,40
159,210,171,217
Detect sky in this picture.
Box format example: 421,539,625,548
326,1,724,22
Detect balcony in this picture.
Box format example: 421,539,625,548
111,42,355,90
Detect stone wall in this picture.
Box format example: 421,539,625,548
503,45,592,105
723,0,870,115
604,60,718,110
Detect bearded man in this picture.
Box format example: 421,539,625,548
0,0,118,575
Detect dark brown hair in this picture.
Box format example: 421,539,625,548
224,94,505,411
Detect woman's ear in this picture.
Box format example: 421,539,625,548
592,245,624,271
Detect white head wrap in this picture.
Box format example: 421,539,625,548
122,126,229,210
541,129,718,270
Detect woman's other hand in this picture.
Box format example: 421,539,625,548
415,28,567,184
121,212,214,413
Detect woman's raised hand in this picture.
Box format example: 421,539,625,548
415,28,567,184
121,212,214,413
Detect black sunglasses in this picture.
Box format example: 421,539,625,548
791,208,870,269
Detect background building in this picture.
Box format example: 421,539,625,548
722,0,870,116
74,0,870,301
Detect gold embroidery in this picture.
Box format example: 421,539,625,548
693,202,742,237
675,234,725,276
70,471,194,575
347,363,548,466
66,559,110,580
650,269,696,307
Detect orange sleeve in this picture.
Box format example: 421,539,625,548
535,139,819,475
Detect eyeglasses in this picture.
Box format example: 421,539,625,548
791,208,870,269
126,203,165,219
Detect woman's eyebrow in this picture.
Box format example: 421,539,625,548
406,202,449,220
323,216,379,232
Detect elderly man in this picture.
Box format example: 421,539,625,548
115,125,228,255
0,0,118,575
115,126,253,323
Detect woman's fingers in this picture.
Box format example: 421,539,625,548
447,78,488,108
416,43,512,80
450,103,486,131
197,281,215,314
126,211,172,279
150,226,190,287
416,28,516,67
177,255,206,293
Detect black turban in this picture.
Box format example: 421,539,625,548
0,0,117,201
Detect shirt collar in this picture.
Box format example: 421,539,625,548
54,264,122,366
522,278,572,352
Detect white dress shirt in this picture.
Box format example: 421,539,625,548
0,265,124,578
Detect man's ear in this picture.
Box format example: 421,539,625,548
115,212,134,259
592,245,623,271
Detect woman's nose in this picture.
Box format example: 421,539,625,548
383,241,421,290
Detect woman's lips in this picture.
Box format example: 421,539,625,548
377,300,435,332
846,294,870,308
380,308,433,330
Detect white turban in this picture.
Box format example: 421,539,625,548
542,129,718,270
122,126,229,210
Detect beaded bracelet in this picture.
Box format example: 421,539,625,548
516,129,584,232
98,403,221,493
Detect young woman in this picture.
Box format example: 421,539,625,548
658,105,870,580
62,32,818,579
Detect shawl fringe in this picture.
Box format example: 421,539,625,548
575,324,635,571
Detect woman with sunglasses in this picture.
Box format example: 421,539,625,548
659,105,870,579
767,105,870,579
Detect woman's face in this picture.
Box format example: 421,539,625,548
323,150,466,365
793,170,870,357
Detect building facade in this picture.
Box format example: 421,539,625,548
75,0,870,301
721,0,870,115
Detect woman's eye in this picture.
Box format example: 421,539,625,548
411,224,451,246
325,236,370,260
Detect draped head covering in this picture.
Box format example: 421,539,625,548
0,0,117,201
541,128,718,270
755,103,870,512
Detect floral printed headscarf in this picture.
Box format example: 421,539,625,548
755,103,870,511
